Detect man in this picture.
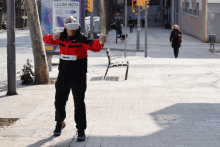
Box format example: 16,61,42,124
135,18,137,28
132,18,135,28
115,17,122,43
128,16,133,33
43,16,106,141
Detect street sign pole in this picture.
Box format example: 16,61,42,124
145,0,148,57
137,6,140,50
125,0,127,57
171,0,174,26
90,0,93,39
7,0,17,95
81,0,85,34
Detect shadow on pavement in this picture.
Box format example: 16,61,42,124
24,103,220,146
27,135,55,147
0,77,57,95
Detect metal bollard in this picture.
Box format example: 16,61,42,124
209,34,216,50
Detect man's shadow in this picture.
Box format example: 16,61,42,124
27,135,55,147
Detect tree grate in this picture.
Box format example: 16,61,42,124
0,118,19,127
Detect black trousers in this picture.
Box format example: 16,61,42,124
173,47,179,58
129,25,133,33
55,71,87,130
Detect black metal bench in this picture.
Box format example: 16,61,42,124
103,49,129,80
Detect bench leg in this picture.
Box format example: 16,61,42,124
125,64,129,80
103,66,109,80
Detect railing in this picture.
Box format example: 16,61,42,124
188,9,192,14
192,9,199,16
182,8,199,17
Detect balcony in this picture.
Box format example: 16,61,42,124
188,9,192,14
182,8,199,17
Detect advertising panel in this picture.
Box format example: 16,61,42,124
41,0,81,53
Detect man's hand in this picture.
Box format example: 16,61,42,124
99,35,107,44
52,33,60,41
171,41,173,43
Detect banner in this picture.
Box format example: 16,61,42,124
53,1,80,32
41,0,82,52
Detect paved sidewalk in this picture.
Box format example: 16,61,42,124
1,28,220,147
104,26,220,52
0,27,29,33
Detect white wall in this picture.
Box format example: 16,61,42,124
196,0,203,11
207,3,220,42
208,0,220,3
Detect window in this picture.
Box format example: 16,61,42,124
182,1,199,17
185,2,189,8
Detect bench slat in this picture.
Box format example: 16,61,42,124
104,49,129,80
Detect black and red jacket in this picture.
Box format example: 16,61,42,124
43,28,104,73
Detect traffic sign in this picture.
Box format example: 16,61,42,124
88,0,93,12
137,0,150,6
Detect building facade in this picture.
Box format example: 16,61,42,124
179,0,220,42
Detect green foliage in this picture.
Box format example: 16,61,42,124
18,58,35,85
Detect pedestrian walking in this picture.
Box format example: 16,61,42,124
116,17,122,43
170,24,182,58
128,16,133,33
120,17,123,24
43,16,106,141
132,18,135,28
135,18,137,28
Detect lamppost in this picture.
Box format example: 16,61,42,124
15,0,23,28
0,0,2,30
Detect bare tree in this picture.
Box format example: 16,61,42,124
24,0,50,84
100,0,107,35
105,0,108,32
106,0,112,32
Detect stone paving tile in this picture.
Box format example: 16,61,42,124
2,28,220,146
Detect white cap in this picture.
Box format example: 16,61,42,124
64,16,80,30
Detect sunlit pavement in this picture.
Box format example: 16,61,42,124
0,28,220,146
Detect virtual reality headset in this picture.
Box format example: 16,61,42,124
64,16,80,30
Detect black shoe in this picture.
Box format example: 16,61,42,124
53,122,66,136
77,129,85,142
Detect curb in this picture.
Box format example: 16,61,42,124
103,48,144,52
0,27,29,33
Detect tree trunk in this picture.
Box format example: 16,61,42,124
108,0,112,31
100,0,107,35
25,0,50,84
106,0,110,33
